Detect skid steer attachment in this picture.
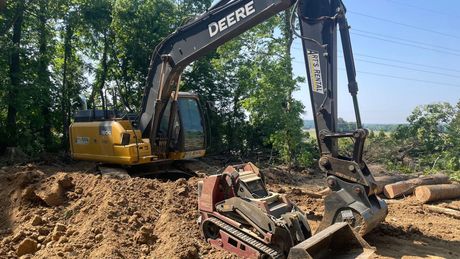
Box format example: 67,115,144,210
288,222,374,259
198,164,375,258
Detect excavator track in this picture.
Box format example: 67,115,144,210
206,217,283,259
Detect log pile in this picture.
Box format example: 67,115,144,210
372,172,460,218
382,174,450,199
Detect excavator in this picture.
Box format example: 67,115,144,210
69,0,388,257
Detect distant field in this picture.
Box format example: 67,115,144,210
303,120,402,132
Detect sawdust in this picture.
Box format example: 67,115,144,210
0,162,459,258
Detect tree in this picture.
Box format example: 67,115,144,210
5,0,25,148
393,102,457,171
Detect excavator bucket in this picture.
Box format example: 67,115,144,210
288,222,374,259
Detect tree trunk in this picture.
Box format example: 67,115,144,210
415,184,460,203
374,175,412,194
99,32,109,112
283,10,295,169
90,31,110,113
37,0,52,150
6,0,24,147
61,19,73,151
383,174,450,199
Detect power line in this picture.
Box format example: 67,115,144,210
291,60,460,89
351,32,460,57
350,53,460,73
293,32,460,57
350,58,460,79
291,45,460,73
339,68,460,89
348,11,460,40
382,0,460,19
292,33,460,57
352,29,460,53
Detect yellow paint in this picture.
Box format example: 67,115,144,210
69,120,205,165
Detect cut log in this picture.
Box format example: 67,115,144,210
375,175,411,194
415,184,460,203
424,205,460,219
383,174,450,199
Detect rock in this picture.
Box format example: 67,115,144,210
84,243,92,249
57,175,74,189
30,232,39,240
12,231,25,242
46,241,55,248
52,224,67,241
117,197,128,207
34,175,74,206
134,226,157,245
37,236,46,243
177,187,188,195
55,223,67,232
59,237,69,243
140,244,149,255
128,215,139,224
37,227,50,236
35,185,65,206
31,216,43,226
95,234,104,242
2,236,12,244
64,245,73,252
16,238,38,256
291,188,303,195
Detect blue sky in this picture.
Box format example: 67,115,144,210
291,0,460,123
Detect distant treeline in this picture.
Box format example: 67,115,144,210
303,119,401,132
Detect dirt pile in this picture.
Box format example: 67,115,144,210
0,164,230,259
1,162,460,259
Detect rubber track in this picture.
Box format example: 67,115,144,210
207,217,283,259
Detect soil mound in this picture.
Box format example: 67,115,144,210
0,164,228,258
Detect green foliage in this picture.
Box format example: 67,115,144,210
0,0,212,154
362,101,460,179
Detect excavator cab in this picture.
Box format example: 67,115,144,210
158,92,207,159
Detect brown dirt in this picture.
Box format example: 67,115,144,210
0,161,459,258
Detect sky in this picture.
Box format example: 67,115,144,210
291,0,460,124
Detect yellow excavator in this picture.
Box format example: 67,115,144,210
70,0,388,257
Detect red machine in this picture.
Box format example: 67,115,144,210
198,164,374,258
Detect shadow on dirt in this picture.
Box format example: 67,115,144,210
366,222,460,258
